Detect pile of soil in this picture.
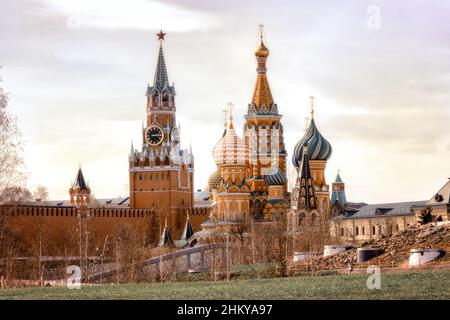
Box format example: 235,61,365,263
291,222,450,273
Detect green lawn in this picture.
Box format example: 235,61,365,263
1,269,449,300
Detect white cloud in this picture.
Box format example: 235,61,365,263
40,0,218,32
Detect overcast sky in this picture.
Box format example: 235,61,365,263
1,0,449,204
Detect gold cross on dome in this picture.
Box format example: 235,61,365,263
309,96,315,119
227,102,234,123
259,24,264,41
222,107,228,128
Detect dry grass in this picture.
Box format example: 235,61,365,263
0,268,448,300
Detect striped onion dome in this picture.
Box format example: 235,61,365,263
264,169,287,186
208,169,222,190
292,118,332,167
212,117,248,166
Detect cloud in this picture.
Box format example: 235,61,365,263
2,0,450,202
39,0,219,32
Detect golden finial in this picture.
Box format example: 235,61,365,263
255,24,269,58
227,101,234,128
309,96,315,119
164,216,167,228
259,24,264,42
222,107,228,129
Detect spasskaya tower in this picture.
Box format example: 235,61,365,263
129,31,194,237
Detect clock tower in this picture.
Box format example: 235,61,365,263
129,31,194,238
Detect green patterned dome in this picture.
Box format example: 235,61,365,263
293,119,332,167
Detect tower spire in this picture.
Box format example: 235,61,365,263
250,25,274,114
331,169,346,207
153,30,169,92
74,166,88,190
298,143,317,210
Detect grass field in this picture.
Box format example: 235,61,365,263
0,269,449,300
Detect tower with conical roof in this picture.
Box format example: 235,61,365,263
330,170,347,216
292,97,332,220
243,26,288,221
331,170,347,207
69,166,91,215
289,143,320,227
129,31,194,239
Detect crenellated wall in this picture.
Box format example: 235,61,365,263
0,205,157,255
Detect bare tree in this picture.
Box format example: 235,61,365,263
33,185,49,202
0,186,32,205
0,74,30,283
0,72,26,199
114,223,145,283
418,207,433,225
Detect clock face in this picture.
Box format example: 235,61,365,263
145,125,164,146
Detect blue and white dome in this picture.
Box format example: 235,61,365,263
292,119,332,167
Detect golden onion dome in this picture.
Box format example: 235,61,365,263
255,40,269,58
208,169,222,190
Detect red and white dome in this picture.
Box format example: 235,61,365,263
212,118,248,166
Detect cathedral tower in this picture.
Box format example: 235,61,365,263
243,26,288,221
129,31,194,238
290,143,319,226
292,97,332,220
212,109,251,224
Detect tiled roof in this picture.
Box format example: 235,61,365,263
212,118,248,166
74,168,88,189
29,197,130,208
147,41,175,95
427,178,450,206
334,200,428,220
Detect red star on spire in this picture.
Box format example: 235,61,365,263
157,30,166,41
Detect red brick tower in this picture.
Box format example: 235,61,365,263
129,31,194,237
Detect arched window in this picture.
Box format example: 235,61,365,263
298,213,305,226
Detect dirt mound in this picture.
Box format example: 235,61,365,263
292,223,450,273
